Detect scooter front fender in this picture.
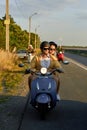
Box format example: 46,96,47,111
36,94,51,104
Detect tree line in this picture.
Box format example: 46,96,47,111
0,15,40,51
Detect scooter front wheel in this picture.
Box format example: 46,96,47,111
39,103,47,120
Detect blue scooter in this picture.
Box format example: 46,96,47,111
26,67,64,119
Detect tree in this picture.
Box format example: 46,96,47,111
0,19,5,49
0,15,40,51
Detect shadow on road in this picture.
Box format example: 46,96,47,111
23,99,87,130
0,94,87,130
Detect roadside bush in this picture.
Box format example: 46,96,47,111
0,49,18,71
0,49,26,95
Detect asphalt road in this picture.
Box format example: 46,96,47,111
19,60,87,130
65,52,87,66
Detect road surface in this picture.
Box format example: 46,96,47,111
65,52,87,66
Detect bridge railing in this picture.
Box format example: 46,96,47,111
64,48,87,57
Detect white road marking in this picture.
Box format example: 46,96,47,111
65,57,87,71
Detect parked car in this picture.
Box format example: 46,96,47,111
16,49,28,59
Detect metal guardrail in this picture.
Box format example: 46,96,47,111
64,48,87,57
64,47,87,51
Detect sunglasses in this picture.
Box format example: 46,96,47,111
50,48,56,51
43,48,50,50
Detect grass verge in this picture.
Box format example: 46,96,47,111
0,49,29,103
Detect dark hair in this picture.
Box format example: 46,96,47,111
49,41,57,48
40,41,50,50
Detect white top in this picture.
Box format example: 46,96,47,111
40,57,50,68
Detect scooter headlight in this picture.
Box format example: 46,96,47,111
59,51,62,54
40,67,47,75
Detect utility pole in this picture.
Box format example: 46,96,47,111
35,28,37,50
28,16,31,46
28,13,37,46
35,25,40,49
5,0,10,51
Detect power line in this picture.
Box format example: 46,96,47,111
14,0,26,18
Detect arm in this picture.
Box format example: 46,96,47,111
29,56,37,71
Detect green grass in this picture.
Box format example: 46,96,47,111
0,71,23,96
0,49,30,104
0,58,29,95
2,72,22,91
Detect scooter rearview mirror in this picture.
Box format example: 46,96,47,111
63,60,69,65
25,69,31,74
18,63,24,67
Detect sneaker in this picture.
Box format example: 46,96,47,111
57,94,60,101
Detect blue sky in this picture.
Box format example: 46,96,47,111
0,0,87,46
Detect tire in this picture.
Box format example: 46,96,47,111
39,104,47,120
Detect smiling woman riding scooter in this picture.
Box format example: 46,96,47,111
28,41,62,100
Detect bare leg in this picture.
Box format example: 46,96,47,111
28,74,37,90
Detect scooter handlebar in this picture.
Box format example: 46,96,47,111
56,68,64,73
50,68,64,74
25,69,39,75
25,68,64,75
